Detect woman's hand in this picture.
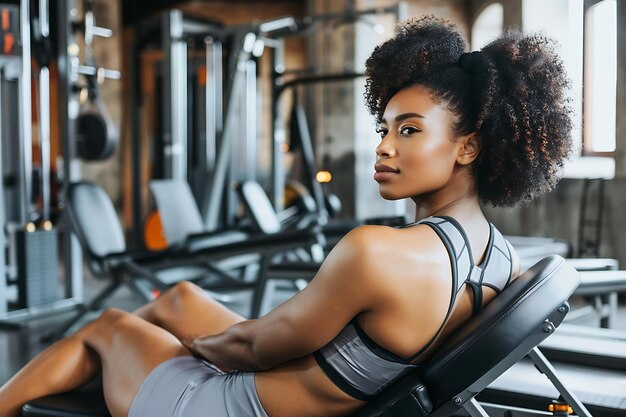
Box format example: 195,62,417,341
180,337,203,358
181,336,234,373
177,323,267,371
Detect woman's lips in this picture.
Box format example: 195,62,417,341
374,171,399,182
374,164,400,182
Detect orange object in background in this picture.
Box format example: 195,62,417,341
4,33,14,54
143,210,168,250
2,9,9,31
197,65,207,86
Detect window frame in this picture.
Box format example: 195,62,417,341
582,0,617,157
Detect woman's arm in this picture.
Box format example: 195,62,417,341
183,226,391,371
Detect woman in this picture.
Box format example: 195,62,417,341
0,16,572,417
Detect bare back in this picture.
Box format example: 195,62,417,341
255,219,520,417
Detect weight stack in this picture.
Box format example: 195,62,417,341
15,228,59,309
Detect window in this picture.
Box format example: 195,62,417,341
523,0,584,155
583,0,617,154
471,3,503,50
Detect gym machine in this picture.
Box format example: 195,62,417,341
0,0,64,327
0,0,120,328
129,11,262,245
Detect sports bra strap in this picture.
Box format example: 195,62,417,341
400,216,512,361
404,218,459,361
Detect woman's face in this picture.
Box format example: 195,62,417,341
374,84,463,200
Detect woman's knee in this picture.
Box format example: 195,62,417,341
77,308,132,340
142,281,201,326
99,307,128,323
162,281,203,311
171,281,202,299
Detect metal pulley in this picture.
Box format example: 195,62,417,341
75,82,118,161
72,0,121,161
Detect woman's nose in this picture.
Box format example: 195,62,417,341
376,136,396,158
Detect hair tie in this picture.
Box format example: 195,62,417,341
458,50,483,75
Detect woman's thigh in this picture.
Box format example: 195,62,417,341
78,308,191,417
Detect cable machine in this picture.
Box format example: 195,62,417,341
130,4,407,247
0,0,119,328
130,12,290,245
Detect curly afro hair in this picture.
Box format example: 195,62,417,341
364,15,573,207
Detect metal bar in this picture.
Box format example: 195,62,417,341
39,0,49,37
199,37,221,220
293,96,327,219
245,60,257,182
0,68,5,315
204,32,255,231
76,65,121,80
90,25,112,39
600,291,618,328
596,179,605,256
250,254,271,318
275,72,364,99
58,0,83,301
527,347,593,417
225,57,257,226
0,297,81,322
578,178,589,257
293,5,406,28
130,39,142,246
271,39,285,210
19,0,32,225
39,67,51,221
463,398,491,417
172,38,188,180
120,261,169,291
204,37,220,173
480,402,553,416
162,10,188,180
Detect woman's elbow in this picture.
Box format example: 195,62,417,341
249,344,278,371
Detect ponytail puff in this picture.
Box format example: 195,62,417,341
458,50,497,131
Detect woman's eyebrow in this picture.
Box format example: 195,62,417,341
395,112,425,121
380,112,424,124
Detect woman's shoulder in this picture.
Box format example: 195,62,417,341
333,224,453,284
340,223,445,252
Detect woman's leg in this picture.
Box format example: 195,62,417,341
0,308,191,417
0,328,102,417
0,281,243,417
134,281,245,340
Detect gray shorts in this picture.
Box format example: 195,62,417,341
128,356,269,417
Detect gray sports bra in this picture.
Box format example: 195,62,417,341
313,216,514,400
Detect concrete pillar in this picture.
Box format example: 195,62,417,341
308,0,404,220
615,0,626,177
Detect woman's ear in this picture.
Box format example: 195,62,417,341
456,133,481,166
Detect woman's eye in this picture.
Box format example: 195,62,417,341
400,126,420,135
376,129,388,138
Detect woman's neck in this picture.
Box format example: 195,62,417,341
412,168,484,222
413,195,483,222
